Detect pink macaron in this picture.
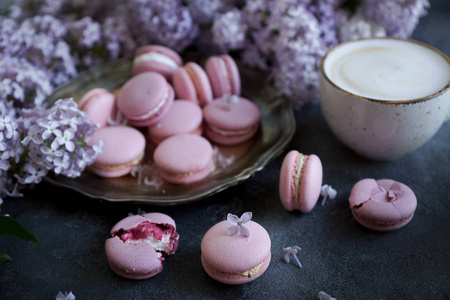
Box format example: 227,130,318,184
117,72,174,127
132,45,183,81
147,100,203,144
78,88,116,128
279,150,323,213
205,54,241,98
153,134,213,184
105,212,179,280
203,96,261,145
349,178,417,231
172,62,213,107
201,213,271,284
88,126,146,178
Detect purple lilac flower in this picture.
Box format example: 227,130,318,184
336,9,386,41
101,15,136,61
0,15,77,87
284,246,302,268
66,16,104,68
227,212,252,237
0,55,53,110
241,0,330,106
211,8,248,53
17,98,102,184
123,0,198,52
358,0,430,38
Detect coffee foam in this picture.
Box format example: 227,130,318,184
324,39,450,101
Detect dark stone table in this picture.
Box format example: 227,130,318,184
1,1,449,299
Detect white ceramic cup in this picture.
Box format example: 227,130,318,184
319,37,450,161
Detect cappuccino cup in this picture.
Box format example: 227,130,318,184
319,37,450,160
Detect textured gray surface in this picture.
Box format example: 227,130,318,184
1,2,450,299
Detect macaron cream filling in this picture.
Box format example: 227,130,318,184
134,52,179,69
238,261,264,278
112,220,179,256
207,124,257,136
293,154,306,208
91,151,144,171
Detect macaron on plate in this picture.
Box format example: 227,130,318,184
44,57,295,204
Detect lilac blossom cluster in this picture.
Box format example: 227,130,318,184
0,0,429,204
0,99,102,200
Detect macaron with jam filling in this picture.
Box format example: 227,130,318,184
117,72,174,127
78,88,116,128
201,212,271,285
203,96,261,146
88,126,146,178
349,178,417,231
105,212,179,280
147,100,203,144
205,54,241,98
172,62,213,107
132,45,183,80
279,150,323,213
153,134,213,184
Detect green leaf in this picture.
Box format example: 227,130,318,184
0,252,12,265
0,215,41,246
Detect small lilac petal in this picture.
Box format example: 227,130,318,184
227,213,240,225
284,253,291,263
228,225,239,236
239,225,250,237
240,212,252,224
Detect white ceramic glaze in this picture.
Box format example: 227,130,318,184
320,38,450,161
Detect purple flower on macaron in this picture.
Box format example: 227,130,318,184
227,212,252,237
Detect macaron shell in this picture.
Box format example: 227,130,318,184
279,150,299,211
205,54,241,98
147,100,203,144
349,178,417,231
132,45,182,80
78,88,116,127
203,97,261,145
173,62,213,107
201,251,271,285
298,154,323,213
88,126,146,178
153,134,213,184
201,220,271,274
117,72,174,126
105,236,163,280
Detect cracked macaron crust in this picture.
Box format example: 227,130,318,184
349,179,417,231
132,45,183,80
201,219,271,285
172,62,213,107
78,88,116,128
105,213,179,280
153,134,213,184
117,72,174,127
203,96,261,145
205,54,241,98
279,150,323,213
88,126,145,178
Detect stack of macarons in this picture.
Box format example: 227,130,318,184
79,44,261,184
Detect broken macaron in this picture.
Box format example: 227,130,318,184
349,178,417,231
105,212,179,279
